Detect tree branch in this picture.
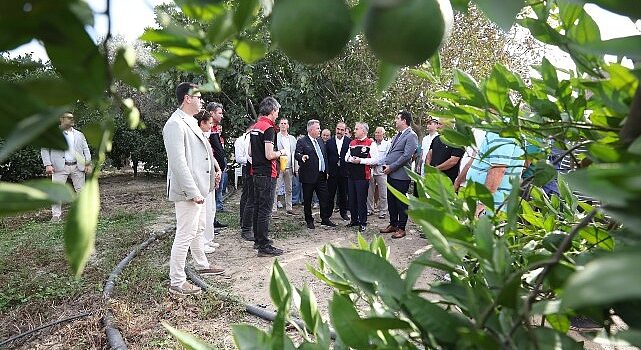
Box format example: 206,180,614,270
505,209,597,342
620,84,641,145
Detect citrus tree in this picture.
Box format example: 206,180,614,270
2,0,641,348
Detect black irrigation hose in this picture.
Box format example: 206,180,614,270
186,268,337,341
0,312,92,348
103,228,172,350
103,187,237,349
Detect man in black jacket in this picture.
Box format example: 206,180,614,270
326,121,351,221
206,102,228,228
294,119,337,229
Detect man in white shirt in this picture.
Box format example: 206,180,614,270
235,122,253,228
366,127,391,218
273,118,298,214
40,112,92,222
420,118,440,176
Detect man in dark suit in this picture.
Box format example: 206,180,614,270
326,121,351,221
294,119,337,229
381,111,419,239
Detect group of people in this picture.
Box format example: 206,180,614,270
40,81,528,296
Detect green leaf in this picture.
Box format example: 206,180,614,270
296,284,320,333
453,69,486,108
0,107,68,163
176,0,226,21
563,252,641,309
234,0,260,30
451,0,470,12
532,161,556,187
429,51,441,77
232,324,271,349
484,65,511,114
473,216,494,260
22,77,78,105
472,0,525,31
64,178,99,278
546,314,570,333
333,248,405,302
409,68,438,84
270,259,292,308
207,11,236,45
440,129,473,148
566,8,601,44
113,46,143,90
629,135,641,155
122,98,141,129
539,57,558,90
0,180,75,216
401,292,471,345
515,327,582,349
377,62,400,93
43,8,108,99
329,293,369,349
387,181,409,205
579,226,614,251
462,181,494,212
235,39,267,64
162,321,216,350
497,271,522,309
566,0,641,20
354,317,412,331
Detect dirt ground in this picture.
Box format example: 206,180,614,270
2,172,625,349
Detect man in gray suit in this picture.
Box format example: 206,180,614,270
41,112,91,222
380,111,418,239
163,82,224,296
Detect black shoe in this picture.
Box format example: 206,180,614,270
340,213,350,221
359,225,366,232
345,222,358,227
214,220,228,228
306,222,315,229
321,220,337,227
253,239,273,249
241,232,255,241
258,245,284,257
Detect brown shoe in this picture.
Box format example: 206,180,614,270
169,282,202,296
197,267,225,276
391,229,406,239
379,225,398,233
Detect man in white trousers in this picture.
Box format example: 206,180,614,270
163,82,224,296
40,112,92,222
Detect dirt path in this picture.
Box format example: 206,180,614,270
208,189,438,317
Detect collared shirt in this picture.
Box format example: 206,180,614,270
372,139,391,175
335,135,344,155
309,134,326,172
63,128,76,162
466,132,524,210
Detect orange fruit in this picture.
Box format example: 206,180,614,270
270,0,353,64
365,0,453,66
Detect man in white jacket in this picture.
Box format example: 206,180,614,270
40,112,91,222
163,82,224,296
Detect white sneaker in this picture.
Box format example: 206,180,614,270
51,216,61,223
204,245,216,254
207,242,220,248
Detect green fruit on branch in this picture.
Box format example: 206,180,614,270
365,0,453,66
270,0,353,64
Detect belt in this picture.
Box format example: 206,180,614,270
65,161,77,165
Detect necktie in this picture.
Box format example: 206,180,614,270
313,138,325,172
390,132,401,150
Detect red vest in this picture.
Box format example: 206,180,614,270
347,138,373,180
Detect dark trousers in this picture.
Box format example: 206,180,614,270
240,170,254,235
252,175,276,248
239,165,250,226
348,178,369,226
328,175,348,215
387,178,411,230
302,173,331,224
